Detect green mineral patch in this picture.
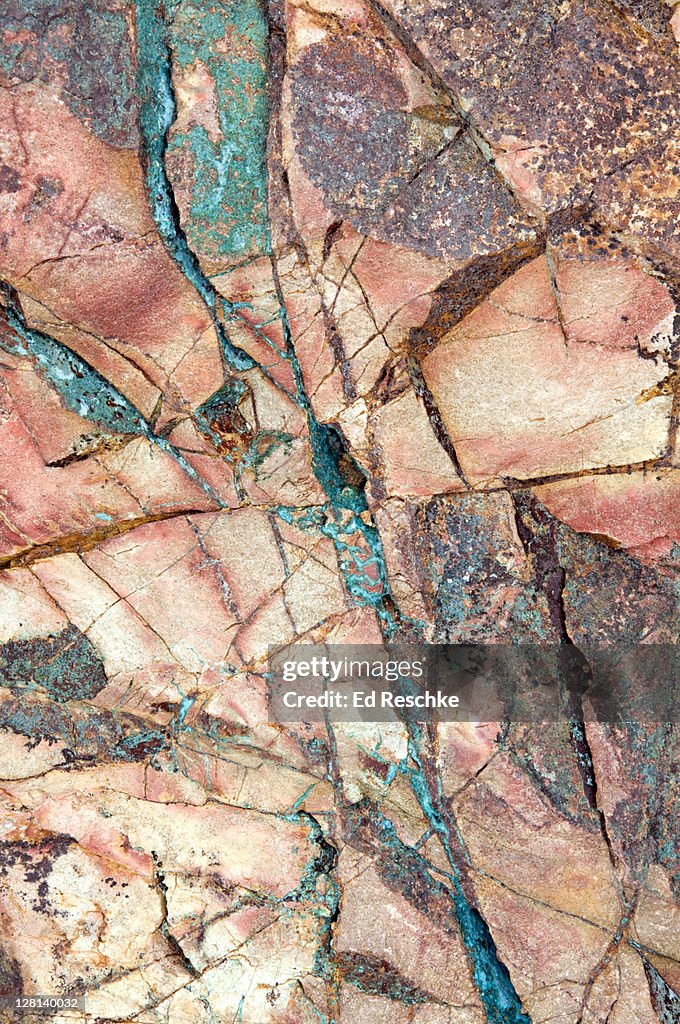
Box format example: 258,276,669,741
166,0,271,263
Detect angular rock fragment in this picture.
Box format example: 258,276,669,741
420,254,675,484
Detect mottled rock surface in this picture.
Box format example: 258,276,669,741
0,0,678,1022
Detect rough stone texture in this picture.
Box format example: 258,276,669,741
0,0,678,1023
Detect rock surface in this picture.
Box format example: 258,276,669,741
0,0,678,1022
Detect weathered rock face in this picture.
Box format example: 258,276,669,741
0,0,678,1021
420,254,675,485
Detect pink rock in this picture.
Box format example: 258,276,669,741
453,752,622,929
421,255,674,484
469,877,613,1024
534,470,680,561
370,387,464,499
334,850,481,1011
0,87,152,280
0,366,214,561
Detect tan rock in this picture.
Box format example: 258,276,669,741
421,256,673,484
